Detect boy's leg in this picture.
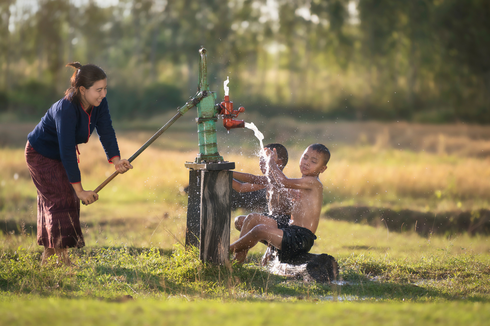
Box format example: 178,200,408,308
234,212,267,233
230,224,283,263
234,215,246,231
230,213,281,264
240,213,276,237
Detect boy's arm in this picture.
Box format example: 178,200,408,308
233,171,269,185
233,179,265,193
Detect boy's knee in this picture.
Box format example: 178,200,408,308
245,213,261,223
235,215,245,230
241,213,255,227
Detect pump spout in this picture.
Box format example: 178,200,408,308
218,77,245,131
223,115,245,130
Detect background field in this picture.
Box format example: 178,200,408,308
1,117,489,325
2,1,490,323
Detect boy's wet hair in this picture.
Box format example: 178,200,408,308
265,143,288,167
309,143,330,165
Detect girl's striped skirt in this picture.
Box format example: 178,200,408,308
25,141,85,248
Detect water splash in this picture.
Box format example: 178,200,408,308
244,121,273,214
244,122,264,152
223,76,230,96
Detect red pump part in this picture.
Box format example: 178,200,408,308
219,95,245,131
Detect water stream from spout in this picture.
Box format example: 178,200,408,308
245,122,274,214
244,122,264,154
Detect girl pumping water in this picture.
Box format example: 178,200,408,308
25,62,133,266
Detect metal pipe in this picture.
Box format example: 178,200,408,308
195,47,223,163
94,93,204,193
199,48,209,92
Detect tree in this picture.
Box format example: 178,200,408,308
0,0,14,91
35,0,69,85
436,0,490,121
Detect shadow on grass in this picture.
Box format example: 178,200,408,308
333,280,445,301
87,248,302,299
326,206,490,236
1,245,487,302
77,246,174,258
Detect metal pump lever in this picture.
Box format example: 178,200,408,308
94,92,206,193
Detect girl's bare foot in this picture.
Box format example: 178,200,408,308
55,248,72,266
41,248,55,265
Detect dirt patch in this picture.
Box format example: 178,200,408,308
326,206,490,236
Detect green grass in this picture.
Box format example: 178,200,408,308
0,243,489,325
1,121,490,324
1,299,489,326
2,225,489,300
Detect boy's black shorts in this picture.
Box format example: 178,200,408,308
277,225,316,262
264,213,291,229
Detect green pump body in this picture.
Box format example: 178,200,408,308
194,48,223,163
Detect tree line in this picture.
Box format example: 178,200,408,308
0,0,489,123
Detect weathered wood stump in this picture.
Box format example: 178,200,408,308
185,162,234,265
230,188,267,212
267,250,339,283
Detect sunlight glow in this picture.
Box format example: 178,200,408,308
348,0,360,25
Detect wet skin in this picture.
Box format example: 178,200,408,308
230,145,328,263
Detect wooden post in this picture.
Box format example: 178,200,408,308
185,162,234,265
185,170,201,248
200,170,232,264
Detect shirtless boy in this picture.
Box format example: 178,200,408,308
230,143,330,264
232,143,296,265
232,143,294,231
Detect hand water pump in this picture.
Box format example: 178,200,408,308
95,47,245,264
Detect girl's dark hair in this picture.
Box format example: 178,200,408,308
64,62,107,103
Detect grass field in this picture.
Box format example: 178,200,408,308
1,116,490,325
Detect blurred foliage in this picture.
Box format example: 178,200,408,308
107,82,183,119
0,0,489,123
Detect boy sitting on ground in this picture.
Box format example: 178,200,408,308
232,143,296,265
230,143,330,264
233,143,294,230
